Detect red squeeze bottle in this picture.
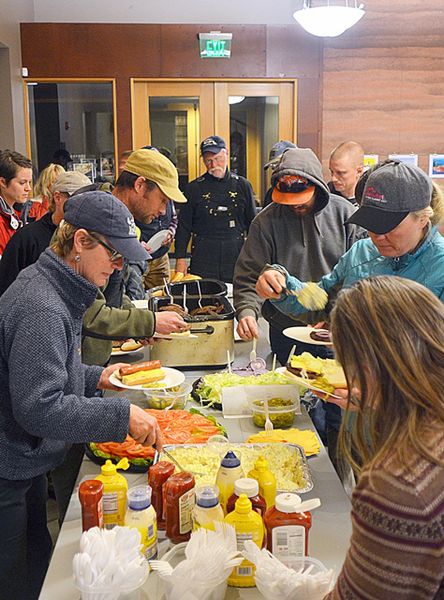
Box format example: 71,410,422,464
164,472,195,543
148,461,175,530
78,480,104,532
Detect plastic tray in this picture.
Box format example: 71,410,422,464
156,442,313,494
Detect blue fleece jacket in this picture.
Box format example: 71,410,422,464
0,249,131,480
271,225,444,316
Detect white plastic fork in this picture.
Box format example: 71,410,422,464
149,560,173,577
264,398,273,431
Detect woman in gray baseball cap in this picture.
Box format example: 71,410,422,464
0,190,161,599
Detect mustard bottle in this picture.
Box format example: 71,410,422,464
224,494,264,588
248,456,277,508
95,458,129,529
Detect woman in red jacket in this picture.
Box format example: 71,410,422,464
0,149,33,256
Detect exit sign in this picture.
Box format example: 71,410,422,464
199,32,232,59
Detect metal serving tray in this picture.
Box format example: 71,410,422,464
157,442,314,494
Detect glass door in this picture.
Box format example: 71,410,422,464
25,79,116,181
132,81,214,187
131,80,297,201
215,82,296,202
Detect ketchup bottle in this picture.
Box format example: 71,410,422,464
78,480,104,532
148,461,175,530
164,472,195,543
226,478,267,518
264,493,321,563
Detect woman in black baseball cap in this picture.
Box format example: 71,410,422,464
0,191,162,598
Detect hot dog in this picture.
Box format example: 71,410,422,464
118,360,162,378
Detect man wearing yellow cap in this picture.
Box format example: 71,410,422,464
234,147,363,362
80,149,189,367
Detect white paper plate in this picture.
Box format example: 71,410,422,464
110,367,185,391
111,347,144,357
283,326,332,346
275,367,342,399
145,230,170,254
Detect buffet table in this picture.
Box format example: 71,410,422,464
39,326,352,600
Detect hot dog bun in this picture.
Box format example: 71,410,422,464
120,339,143,352
121,368,165,387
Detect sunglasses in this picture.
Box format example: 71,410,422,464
90,234,123,263
276,175,312,193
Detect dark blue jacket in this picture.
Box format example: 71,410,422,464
0,249,130,480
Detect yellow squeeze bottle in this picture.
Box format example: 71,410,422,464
224,494,264,588
95,458,129,528
248,456,277,508
215,451,244,514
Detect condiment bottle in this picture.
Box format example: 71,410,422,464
226,478,267,519
94,458,129,529
125,484,158,560
192,485,224,531
78,480,104,532
264,493,321,563
215,451,244,514
247,456,277,508
164,472,195,543
224,494,264,588
148,461,175,530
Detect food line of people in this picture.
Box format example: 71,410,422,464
0,141,443,599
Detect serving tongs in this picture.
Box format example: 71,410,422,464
163,277,175,305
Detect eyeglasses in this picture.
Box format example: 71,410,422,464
203,152,226,167
90,234,123,263
276,175,312,193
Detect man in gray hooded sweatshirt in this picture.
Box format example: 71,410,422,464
234,147,364,363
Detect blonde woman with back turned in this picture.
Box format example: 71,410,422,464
325,275,444,599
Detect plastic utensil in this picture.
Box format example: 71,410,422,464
249,338,267,372
149,560,174,577
264,398,273,432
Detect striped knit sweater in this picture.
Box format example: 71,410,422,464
325,433,444,599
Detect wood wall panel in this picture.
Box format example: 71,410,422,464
20,23,321,156
321,0,444,180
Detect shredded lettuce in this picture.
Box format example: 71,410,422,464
196,371,293,405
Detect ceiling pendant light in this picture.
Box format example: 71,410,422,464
293,1,365,38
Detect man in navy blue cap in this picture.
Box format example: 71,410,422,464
174,135,257,283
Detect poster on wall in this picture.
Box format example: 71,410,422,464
388,154,418,167
363,155,379,169
73,161,96,182
429,154,444,178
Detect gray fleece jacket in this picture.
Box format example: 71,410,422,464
0,249,130,480
233,147,364,326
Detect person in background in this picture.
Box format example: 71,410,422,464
0,171,91,297
262,140,297,207
0,149,33,256
174,135,257,283
27,162,65,222
52,148,72,170
0,191,162,599
256,160,444,470
328,141,364,205
324,276,444,599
